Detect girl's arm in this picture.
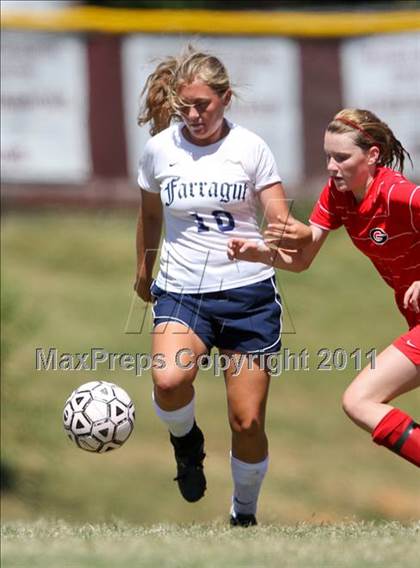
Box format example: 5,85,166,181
265,221,329,269
228,225,329,273
227,239,305,272
404,281,420,313
258,183,313,249
135,189,163,301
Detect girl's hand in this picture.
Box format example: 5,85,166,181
227,238,270,262
404,281,420,313
264,216,312,250
134,274,154,302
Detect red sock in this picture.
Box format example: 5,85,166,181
372,408,420,467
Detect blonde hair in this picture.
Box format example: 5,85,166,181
327,108,412,173
137,47,232,136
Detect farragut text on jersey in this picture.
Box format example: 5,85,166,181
163,178,248,206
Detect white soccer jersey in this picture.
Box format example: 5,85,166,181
138,121,279,293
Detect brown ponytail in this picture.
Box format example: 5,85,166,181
137,57,178,137
327,109,412,173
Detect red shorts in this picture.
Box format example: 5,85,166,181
393,325,420,365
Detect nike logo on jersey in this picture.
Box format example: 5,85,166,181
406,340,417,349
169,162,177,167
369,227,388,245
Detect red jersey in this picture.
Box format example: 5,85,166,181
310,167,420,328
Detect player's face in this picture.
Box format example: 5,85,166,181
324,131,379,195
178,80,231,146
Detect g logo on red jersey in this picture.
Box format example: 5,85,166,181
370,227,388,245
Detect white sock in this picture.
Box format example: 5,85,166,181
152,393,195,437
230,453,269,517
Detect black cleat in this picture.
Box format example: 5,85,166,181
170,422,206,503
230,513,258,527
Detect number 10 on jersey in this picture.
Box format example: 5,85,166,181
191,210,235,233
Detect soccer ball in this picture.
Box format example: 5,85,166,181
63,381,135,453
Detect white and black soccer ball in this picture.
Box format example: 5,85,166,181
63,381,135,453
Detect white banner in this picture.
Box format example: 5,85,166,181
122,35,303,186
1,31,90,183
1,0,77,10
341,32,420,180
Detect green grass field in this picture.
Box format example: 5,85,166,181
1,210,419,565
2,520,420,567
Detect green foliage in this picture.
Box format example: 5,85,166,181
1,211,419,527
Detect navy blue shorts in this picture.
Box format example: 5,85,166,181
151,276,282,354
